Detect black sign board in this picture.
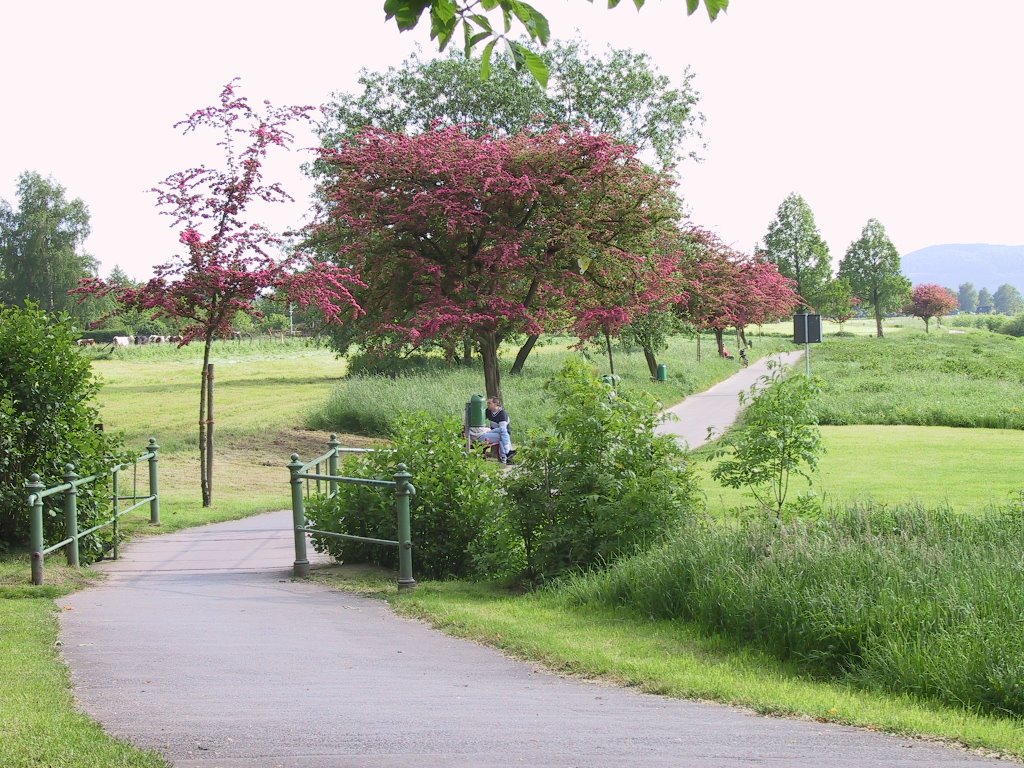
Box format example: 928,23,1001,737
793,313,822,344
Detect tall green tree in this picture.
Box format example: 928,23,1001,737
0,172,95,318
993,283,1024,315
977,287,994,312
759,193,831,310
957,282,978,313
838,219,910,338
318,40,702,170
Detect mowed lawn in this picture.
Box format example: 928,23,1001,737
90,341,359,532
699,424,1024,515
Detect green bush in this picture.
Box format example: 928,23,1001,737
0,304,124,559
562,502,1024,716
499,358,699,583
306,414,502,579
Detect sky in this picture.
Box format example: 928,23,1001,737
2,1,1023,281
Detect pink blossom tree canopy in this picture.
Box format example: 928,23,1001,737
311,124,680,399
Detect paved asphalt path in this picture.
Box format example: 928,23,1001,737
655,349,805,449
59,358,1007,768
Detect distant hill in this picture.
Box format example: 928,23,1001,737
901,244,1024,293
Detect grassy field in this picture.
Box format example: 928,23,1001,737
309,334,791,436
698,424,1024,515
6,329,1024,763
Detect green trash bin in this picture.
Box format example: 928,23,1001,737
656,363,668,382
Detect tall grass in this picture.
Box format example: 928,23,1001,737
307,335,790,436
561,501,1024,716
812,331,1024,429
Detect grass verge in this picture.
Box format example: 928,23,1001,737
0,569,167,767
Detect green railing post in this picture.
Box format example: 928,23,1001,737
327,433,341,498
63,464,80,568
394,463,417,591
147,437,160,525
27,474,45,586
111,467,120,560
289,453,310,577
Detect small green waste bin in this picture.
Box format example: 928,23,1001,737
466,394,487,428
656,363,668,382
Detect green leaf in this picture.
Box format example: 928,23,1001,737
462,21,491,57
383,0,432,32
509,42,548,88
515,1,551,44
687,0,729,20
480,38,497,81
469,13,494,33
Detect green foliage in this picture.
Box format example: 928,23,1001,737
562,502,1024,717
811,332,1024,429
499,357,698,582
0,304,123,558
381,1,728,87
306,415,502,579
993,283,1024,315
760,193,831,309
838,219,911,337
0,172,96,322
710,366,823,516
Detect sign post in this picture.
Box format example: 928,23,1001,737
793,312,822,375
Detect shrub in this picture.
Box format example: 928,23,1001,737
498,358,699,583
0,304,124,559
306,414,502,579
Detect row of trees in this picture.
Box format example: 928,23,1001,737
759,193,910,337
957,282,1023,315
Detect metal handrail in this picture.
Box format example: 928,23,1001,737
26,438,160,585
288,433,415,590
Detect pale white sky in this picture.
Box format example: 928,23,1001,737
2,1,1022,280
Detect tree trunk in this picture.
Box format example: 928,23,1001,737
696,333,701,363
714,328,726,357
642,345,658,378
199,337,213,507
737,326,748,348
509,334,539,376
462,336,473,366
925,317,931,334
604,330,615,376
478,331,502,401
874,305,884,338
206,363,214,506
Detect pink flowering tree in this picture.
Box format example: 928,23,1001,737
570,248,685,377
311,124,680,399
730,258,800,345
672,228,797,359
76,82,363,506
907,283,958,333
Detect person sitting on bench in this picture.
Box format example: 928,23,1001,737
476,396,514,464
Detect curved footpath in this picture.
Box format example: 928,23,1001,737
655,349,805,449
59,352,1005,768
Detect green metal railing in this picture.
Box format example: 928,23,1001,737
288,434,416,590
26,438,161,585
